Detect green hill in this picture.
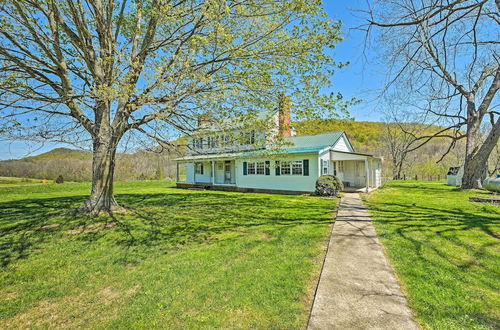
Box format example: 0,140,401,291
294,119,387,147
23,147,93,161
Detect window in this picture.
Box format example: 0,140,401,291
333,161,337,176
339,161,344,172
256,161,265,175
322,159,328,175
280,161,291,175
194,138,203,149
292,160,303,175
280,160,303,175
195,162,204,174
245,161,266,175
247,162,256,175
207,136,216,148
244,130,255,145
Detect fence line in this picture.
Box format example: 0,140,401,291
385,174,447,182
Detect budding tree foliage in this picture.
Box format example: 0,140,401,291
0,0,350,214
362,0,499,188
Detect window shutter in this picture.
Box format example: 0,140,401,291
265,161,270,175
201,163,204,175
243,161,247,175
275,161,280,176
303,159,309,176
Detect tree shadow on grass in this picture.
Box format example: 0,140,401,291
365,191,500,328
0,191,334,267
366,199,499,287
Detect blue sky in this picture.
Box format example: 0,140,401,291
0,1,383,160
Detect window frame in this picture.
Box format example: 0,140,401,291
195,162,204,175
256,161,265,175
280,161,291,175
247,162,256,175
322,159,328,175
194,138,204,149
291,160,303,175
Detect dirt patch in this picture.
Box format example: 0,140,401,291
3,284,139,328
99,286,120,302
66,222,116,235
38,224,60,231
0,288,18,299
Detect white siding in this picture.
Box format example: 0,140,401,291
214,161,225,183
332,136,350,152
185,162,195,183
235,154,319,192
193,161,212,183
318,149,331,176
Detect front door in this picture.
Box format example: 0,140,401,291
224,161,231,183
354,161,366,187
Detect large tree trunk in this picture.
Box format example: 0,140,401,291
462,117,500,189
77,135,123,214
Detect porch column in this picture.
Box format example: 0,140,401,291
211,160,215,185
176,162,179,182
365,158,370,193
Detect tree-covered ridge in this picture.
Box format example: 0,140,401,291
294,119,386,146
294,119,450,146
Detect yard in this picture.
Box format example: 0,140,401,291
364,181,500,329
0,181,335,329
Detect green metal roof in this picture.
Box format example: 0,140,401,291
174,131,346,161
286,131,344,149
174,146,324,161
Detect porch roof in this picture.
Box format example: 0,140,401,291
174,145,327,161
330,149,383,160
286,131,344,149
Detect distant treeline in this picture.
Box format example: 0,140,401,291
0,150,179,182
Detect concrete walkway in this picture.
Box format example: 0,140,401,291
308,193,418,330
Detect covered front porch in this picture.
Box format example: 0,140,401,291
326,151,382,192
176,157,237,186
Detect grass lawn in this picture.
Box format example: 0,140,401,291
0,177,53,186
0,180,335,329
364,181,499,329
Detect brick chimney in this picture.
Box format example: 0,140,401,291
278,93,292,137
197,113,209,128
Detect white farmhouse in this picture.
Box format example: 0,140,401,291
175,104,382,194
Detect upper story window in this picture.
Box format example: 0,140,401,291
194,138,204,149
244,130,255,145
191,129,260,154
207,136,216,148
